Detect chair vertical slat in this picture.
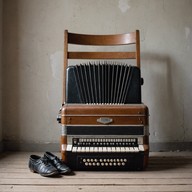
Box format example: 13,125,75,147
63,30,69,104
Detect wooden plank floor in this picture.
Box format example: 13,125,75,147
0,152,192,192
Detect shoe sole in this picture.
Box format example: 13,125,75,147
59,169,72,175
30,169,59,177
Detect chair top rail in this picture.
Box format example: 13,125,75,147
67,31,138,46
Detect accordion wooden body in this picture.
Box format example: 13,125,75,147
59,63,149,171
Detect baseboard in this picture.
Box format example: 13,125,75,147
150,142,192,152
3,141,60,152
2,141,192,152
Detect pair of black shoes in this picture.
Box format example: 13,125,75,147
29,152,71,177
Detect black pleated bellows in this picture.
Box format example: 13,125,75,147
74,62,133,104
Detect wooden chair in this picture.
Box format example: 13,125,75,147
63,30,141,104
60,30,144,162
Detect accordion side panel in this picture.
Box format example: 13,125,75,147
126,66,142,103
66,67,83,103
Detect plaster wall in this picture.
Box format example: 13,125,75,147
2,0,192,151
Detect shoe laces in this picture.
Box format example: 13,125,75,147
41,157,50,166
54,156,61,162
53,156,63,166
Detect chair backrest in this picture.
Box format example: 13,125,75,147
63,30,141,104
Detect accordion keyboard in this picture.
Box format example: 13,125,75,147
66,137,145,153
68,146,144,153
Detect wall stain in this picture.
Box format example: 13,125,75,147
118,0,130,13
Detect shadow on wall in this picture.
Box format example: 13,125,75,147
142,52,184,143
2,1,21,148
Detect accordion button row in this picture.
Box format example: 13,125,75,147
82,158,127,163
78,138,137,143
84,162,126,167
75,142,137,147
80,158,128,167
70,146,143,153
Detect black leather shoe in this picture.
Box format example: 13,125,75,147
44,152,71,174
29,155,59,177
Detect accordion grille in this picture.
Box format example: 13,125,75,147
74,63,133,104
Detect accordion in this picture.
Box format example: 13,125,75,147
58,62,149,171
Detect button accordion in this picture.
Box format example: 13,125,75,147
58,62,149,171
